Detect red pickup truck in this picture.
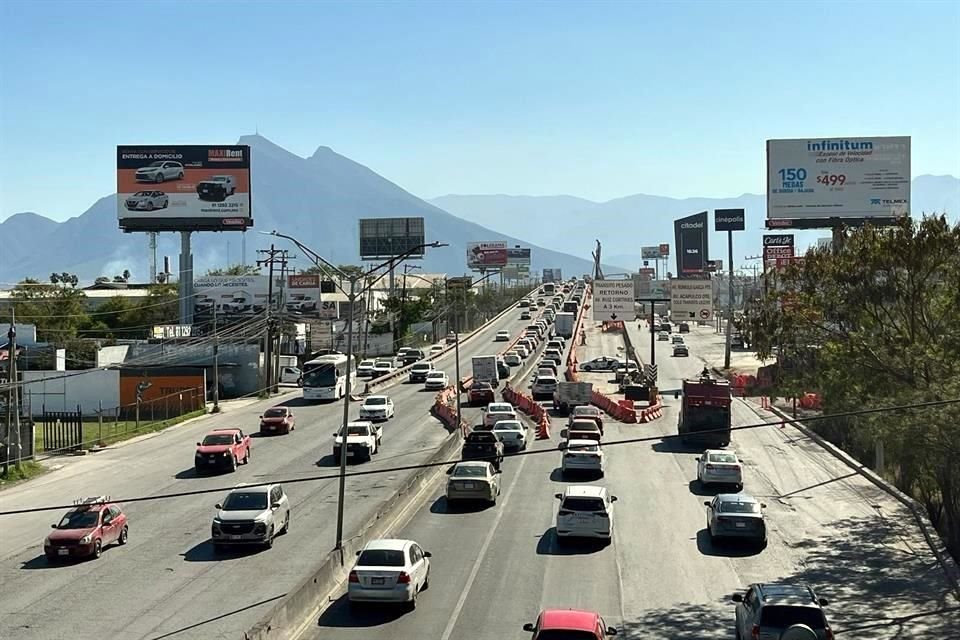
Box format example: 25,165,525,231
195,428,251,474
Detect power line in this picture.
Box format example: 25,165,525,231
2,394,957,518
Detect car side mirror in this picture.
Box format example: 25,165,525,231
215,503,222,509
196,442,202,447
258,415,263,419
607,628,618,636
554,493,562,500
674,391,680,399
761,503,767,509
818,597,829,606
611,496,618,502
423,551,432,558
51,523,57,529
356,550,362,556
731,594,743,602
522,623,535,632
703,500,711,506
496,469,503,474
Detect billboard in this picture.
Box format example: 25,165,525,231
714,208,745,232
766,137,910,228
641,246,660,259
467,241,508,268
507,247,532,265
286,274,337,318
674,212,709,275
659,243,670,257
152,325,192,339
671,279,714,323
763,234,795,268
117,145,251,232
592,279,635,321
359,217,426,260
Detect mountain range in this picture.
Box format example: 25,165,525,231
432,175,960,271
0,135,614,285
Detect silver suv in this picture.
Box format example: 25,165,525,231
732,583,832,640
211,483,290,551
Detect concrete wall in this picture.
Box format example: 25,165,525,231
22,369,120,416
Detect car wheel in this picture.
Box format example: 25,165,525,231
146,202,154,211
162,199,168,208
177,171,184,180
408,587,418,610
282,511,290,534
119,525,129,545
422,567,430,590
154,173,164,183
229,456,237,472
245,449,251,464
265,527,275,549
93,539,103,559
735,483,743,492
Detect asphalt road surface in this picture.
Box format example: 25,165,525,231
307,318,960,639
0,304,535,640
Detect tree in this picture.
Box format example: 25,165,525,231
206,264,260,276
749,215,960,558
3,279,88,341
49,272,79,288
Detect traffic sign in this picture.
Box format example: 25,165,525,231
644,364,658,383
671,278,713,323
592,279,635,321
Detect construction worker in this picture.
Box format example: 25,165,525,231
580,328,587,345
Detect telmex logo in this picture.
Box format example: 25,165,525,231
763,235,793,246
680,222,703,229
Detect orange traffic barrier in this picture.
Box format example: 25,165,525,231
537,414,551,439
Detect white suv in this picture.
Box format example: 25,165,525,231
197,175,237,201
211,483,290,550
554,485,617,543
135,160,184,182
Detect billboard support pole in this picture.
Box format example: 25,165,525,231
212,306,220,413
178,232,194,326
724,230,734,370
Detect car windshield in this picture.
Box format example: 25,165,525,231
356,549,405,567
57,509,100,529
536,631,600,640
562,497,605,512
427,372,445,378
359,360,374,367
568,443,599,452
304,364,337,386
452,465,488,478
342,426,370,436
374,362,392,368
147,161,164,167
133,191,149,196
719,500,761,514
759,605,826,629
202,434,234,446
222,491,268,511
212,176,229,182
709,453,738,463
573,407,599,417
365,397,387,406
263,409,287,418
494,422,521,431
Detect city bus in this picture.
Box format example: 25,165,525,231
302,353,356,401
541,282,556,296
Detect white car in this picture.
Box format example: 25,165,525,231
697,449,744,490
561,439,605,477
483,402,517,429
124,190,169,211
554,485,617,543
424,370,449,390
372,361,394,377
348,538,432,608
429,344,445,355
492,420,527,451
359,395,395,421
197,175,237,201
211,483,290,550
503,352,522,366
532,374,558,400
495,330,511,342
357,359,376,378
515,344,530,358
135,160,184,182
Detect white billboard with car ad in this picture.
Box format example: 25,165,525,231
117,145,252,232
766,136,910,228
286,274,338,318
193,276,282,321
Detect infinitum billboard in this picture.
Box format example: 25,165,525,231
117,145,252,232
766,136,910,229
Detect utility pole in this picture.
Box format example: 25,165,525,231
212,304,220,413
257,245,292,394
8,315,20,471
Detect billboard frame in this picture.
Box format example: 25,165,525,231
467,241,508,269
358,217,426,260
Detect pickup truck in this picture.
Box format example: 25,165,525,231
332,421,382,463
196,175,237,201
194,428,251,474
461,431,504,471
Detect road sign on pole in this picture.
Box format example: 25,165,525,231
644,364,658,383
592,279,634,321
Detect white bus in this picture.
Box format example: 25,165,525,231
302,353,356,401
541,282,556,296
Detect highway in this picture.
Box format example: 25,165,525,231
0,303,532,640
307,315,960,638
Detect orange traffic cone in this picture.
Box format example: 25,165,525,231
537,415,551,440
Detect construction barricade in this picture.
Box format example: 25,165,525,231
590,389,637,424
432,386,470,437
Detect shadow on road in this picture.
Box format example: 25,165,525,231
430,495,494,514
695,528,765,557
535,527,608,556
277,397,315,408
687,479,730,497
181,539,266,562
20,554,63,570
174,467,200,479
651,439,701,454
317,593,409,629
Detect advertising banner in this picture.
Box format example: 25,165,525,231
192,275,288,320
714,208,745,232
285,274,337,318
659,243,670,257
766,136,910,227
467,241,508,268
592,280,635,321
359,217,426,260
641,246,660,259
152,325,192,339
507,247,532,265
117,145,251,232
638,267,655,277
674,212,709,275
308,320,334,351
763,234,795,268
671,279,714,323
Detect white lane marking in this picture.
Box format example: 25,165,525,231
439,454,529,640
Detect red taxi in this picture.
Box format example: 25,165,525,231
523,608,618,639
44,497,128,561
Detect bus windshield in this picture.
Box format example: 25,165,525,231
304,364,337,387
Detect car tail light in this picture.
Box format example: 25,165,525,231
558,510,573,516
824,628,834,640
751,624,760,639
348,571,359,583
705,464,714,470
397,571,411,584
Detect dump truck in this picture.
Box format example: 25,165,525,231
677,368,733,448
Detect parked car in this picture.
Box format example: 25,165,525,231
424,370,449,390
333,421,382,462
359,395,395,421
492,419,527,451
580,356,620,372
561,439,604,477
523,609,618,639
195,428,251,474
124,190,169,211
348,539,432,608
44,497,129,561
697,449,744,489
259,406,295,435
705,493,767,546
135,160,183,182
196,175,237,201
732,583,832,640
446,461,501,505
554,485,617,543
211,483,290,551
469,381,496,406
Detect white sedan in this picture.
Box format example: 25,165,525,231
372,361,394,377
359,395,395,421
492,420,527,451
357,359,376,377
429,344,445,356
503,351,522,366
424,370,450,390
495,330,511,342
483,402,517,429
348,538,432,608
697,449,743,489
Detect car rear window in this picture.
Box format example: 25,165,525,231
413,364,431,371
536,631,598,640
366,397,387,405
719,500,760,514
452,465,487,477
356,549,405,567
561,497,606,512
709,453,738,463
263,408,287,418
759,605,826,629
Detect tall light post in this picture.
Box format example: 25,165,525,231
266,231,446,551
450,270,499,429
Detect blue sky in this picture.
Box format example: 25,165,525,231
1,0,957,222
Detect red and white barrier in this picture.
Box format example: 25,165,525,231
638,402,663,423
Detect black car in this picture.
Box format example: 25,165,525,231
401,349,425,367
678,323,690,333
496,359,510,379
